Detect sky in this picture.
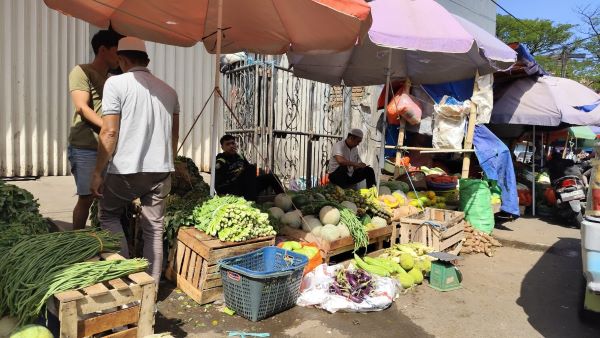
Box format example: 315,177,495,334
495,0,595,37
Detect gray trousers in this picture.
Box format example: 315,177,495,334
99,172,171,285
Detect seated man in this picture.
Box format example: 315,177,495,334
328,128,376,189
215,135,284,200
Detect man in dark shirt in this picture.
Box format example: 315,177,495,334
547,150,583,183
215,135,284,200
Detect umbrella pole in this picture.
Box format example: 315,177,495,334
377,48,392,190
394,79,410,178
461,72,480,178
532,125,536,216
209,0,224,196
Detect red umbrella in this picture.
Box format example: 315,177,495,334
43,0,372,53
44,0,372,195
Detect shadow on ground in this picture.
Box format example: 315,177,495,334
517,237,600,338
155,279,433,338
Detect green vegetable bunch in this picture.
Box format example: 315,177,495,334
0,229,121,322
12,258,148,325
192,195,276,242
340,208,369,252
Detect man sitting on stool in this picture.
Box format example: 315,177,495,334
328,128,376,189
215,135,284,200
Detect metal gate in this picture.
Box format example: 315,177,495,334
221,57,348,189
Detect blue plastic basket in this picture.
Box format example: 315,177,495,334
219,246,308,321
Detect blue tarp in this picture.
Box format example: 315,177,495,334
473,125,520,216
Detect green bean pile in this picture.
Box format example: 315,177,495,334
0,213,49,257
0,229,121,322
340,208,369,252
14,258,148,325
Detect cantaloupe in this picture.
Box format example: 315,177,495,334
274,193,293,211
340,201,357,214
302,216,323,232
321,224,340,241
319,206,340,225
281,210,302,228
9,324,53,338
268,207,285,220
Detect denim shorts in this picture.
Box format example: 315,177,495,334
67,146,97,196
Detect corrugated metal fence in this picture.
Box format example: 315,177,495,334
0,0,216,177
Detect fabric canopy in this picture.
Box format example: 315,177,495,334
569,126,597,140
490,76,600,126
287,0,516,86
43,0,372,54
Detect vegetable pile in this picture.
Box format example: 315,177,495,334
0,181,49,256
192,195,276,242
355,243,435,290
329,267,374,303
460,222,502,256
0,230,123,324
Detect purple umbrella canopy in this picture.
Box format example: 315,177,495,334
287,0,516,85
490,76,600,126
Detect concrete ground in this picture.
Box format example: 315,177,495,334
6,176,600,337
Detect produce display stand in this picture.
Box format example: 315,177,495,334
165,227,275,305
46,253,156,338
398,208,465,255
279,225,393,263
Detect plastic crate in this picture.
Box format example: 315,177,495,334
219,246,308,321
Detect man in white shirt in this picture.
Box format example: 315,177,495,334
328,128,376,189
91,37,180,285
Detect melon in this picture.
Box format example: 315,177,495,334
320,224,340,242
338,223,351,238
9,324,53,338
302,217,323,232
281,210,302,228
340,201,358,214
267,207,285,220
274,193,293,211
379,186,392,196
319,206,340,225
311,226,323,238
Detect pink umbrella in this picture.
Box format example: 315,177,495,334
288,0,516,85
43,0,372,54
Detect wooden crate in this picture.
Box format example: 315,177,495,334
46,253,156,338
398,208,465,253
279,225,393,263
165,227,275,305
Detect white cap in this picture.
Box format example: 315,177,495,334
118,37,147,53
349,128,364,138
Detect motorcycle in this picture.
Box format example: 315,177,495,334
553,175,586,226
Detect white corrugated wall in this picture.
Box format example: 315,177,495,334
1,0,216,176
145,43,216,173
1,0,89,177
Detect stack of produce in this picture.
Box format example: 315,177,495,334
420,166,447,176
0,181,49,256
354,243,434,290
0,230,123,324
192,195,276,242
329,267,374,303
406,191,447,209
517,189,532,207
460,222,502,256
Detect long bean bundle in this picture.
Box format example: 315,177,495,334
0,213,49,257
14,258,148,325
340,208,369,252
0,229,121,320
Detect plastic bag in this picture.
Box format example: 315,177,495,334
386,93,422,125
297,263,398,313
459,179,494,234
277,242,323,275
432,96,470,149
472,74,493,124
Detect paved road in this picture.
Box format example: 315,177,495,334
7,177,600,337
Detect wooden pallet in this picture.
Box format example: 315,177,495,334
46,253,156,338
279,225,393,263
165,227,275,305
398,208,465,253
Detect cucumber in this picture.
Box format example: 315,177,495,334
354,254,390,277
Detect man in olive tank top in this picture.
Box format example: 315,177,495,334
67,30,122,229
